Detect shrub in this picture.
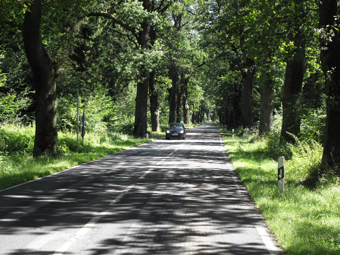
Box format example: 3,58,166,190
300,109,326,143
58,135,79,152
0,72,32,123
286,138,323,183
57,89,117,134
0,126,34,154
263,131,293,160
243,126,258,138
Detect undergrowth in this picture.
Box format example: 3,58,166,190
0,124,165,190
0,123,196,190
220,127,340,255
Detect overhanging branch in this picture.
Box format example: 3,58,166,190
87,12,138,40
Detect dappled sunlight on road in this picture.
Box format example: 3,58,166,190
0,123,282,255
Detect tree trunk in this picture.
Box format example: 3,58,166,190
242,60,255,128
148,25,159,132
320,0,340,167
134,70,149,137
182,77,190,124
133,0,151,137
191,106,196,124
176,75,184,123
280,51,306,143
149,70,159,132
227,102,234,128
280,0,306,143
259,75,275,135
176,81,181,123
169,64,178,124
23,0,58,157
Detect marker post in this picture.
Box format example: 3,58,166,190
278,156,285,196
81,110,86,146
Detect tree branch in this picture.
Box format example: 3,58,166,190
159,3,171,14
196,62,206,68
106,27,139,49
87,12,138,40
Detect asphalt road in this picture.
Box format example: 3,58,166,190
0,123,283,255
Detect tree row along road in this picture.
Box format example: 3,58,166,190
0,124,283,255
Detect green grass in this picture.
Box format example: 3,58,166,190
221,129,340,255
0,123,200,190
0,125,166,190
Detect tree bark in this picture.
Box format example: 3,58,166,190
280,51,306,143
319,0,340,167
133,0,152,137
176,75,184,123
182,76,190,124
23,0,58,156
191,106,196,124
148,25,159,132
149,70,159,132
259,75,275,135
169,63,178,124
280,0,307,143
242,60,255,128
134,70,149,137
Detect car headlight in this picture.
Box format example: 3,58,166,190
180,130,184,134
166,130,170,133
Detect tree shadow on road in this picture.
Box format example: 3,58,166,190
1,124,282,255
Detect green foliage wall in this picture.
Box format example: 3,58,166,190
0,0,329,145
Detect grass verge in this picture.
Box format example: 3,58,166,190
0,126,166,190
221,129,340,255
0,123,199,190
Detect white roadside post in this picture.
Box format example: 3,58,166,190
278,156,285,196
232,129,235,140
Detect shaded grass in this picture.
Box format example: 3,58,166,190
0,126,163,190
0,123,196,190
221,129,340,255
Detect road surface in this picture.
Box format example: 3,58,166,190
0,123,283,255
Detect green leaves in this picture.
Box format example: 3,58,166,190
0,75,32,122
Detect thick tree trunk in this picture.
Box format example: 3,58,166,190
183,85,190,124
227,103,237,129
242,60,255,128
259,76,275,135
133,0,151,137
280,51,306,143
169,64,178,124
226,83,242,128
176,75,187,123
191,106,196,124
148,26,159,132
23,0,58,156
280,0,306,143
149,70,159,132
320,0,340,167
176,80,182,123
182,77,190,124
134,70,149,137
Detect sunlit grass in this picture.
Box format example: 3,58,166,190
221,129,340,255
0,122,201,190
0,125,161,190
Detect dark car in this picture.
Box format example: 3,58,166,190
166,123,186,139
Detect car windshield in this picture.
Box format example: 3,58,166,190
168,123,183,129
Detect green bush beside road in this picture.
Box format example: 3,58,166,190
0,123,200,190
221,128,340,255
0,124,165,190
